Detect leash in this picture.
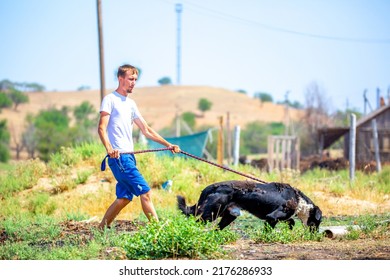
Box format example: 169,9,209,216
100,147,173,171
100,147,268,184
178,150,268,184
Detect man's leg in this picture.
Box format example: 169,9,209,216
140,190,159,221
99,198,130,229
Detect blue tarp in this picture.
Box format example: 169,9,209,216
147,130,210,158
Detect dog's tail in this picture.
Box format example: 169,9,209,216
177,195,197,216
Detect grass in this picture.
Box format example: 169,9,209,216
0,159,46,198
0,141,389,259
123,213,238,260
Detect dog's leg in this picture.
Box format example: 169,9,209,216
218,213,237,230
200,194,229,223
264,220,278,231
266,206,294,221
285,218,295,230
263,205,294,230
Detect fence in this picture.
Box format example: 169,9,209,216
267,135,300,171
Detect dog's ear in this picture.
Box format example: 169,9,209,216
314,206,322,221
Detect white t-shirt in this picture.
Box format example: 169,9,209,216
100,91,142,152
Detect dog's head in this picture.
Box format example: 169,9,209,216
306,205,322,232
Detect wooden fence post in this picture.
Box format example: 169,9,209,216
268,136,274,172
233,125,240,166
217,116,224,165
226,112,231,165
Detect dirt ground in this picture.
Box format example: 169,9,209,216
55,219,390,260
227,238,390,260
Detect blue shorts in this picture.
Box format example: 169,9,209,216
107,154,150,201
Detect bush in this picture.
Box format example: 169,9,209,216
198,98,212,115
27,192,57,215
0,119,10,162
122,213,238,259
0,92,12,111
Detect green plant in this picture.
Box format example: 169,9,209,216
65,211,90,221
250,222,324,244
27,192,57,215
76,170,93,185
0,159,45,198
198,98,212,116
345,226,360,240
0,119,10,162
377,166,390,193
122,213,238,259
52,176,77,194
1,214,61,243
0,92,12,111
8,88,29,110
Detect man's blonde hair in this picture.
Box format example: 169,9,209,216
117,64,139,78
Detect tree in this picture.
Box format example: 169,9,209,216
8,88,29,110
198,98,212,116
277,99,303,109
15,82,45,92
0,79,14,91
181,111,196,131
333,108,362,127
0,92,12,112
301,81,333,156
254,92,273,103
0,120,10,162
236,89,247,94
77,85,91,91
240,121,285,155
158,77,172,85
71,101,98,143
74,101,96,124
33,107,71,161
22,114,37,159
0,79,45,92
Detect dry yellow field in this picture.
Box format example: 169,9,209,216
1,85,303,155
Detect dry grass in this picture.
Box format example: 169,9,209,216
37,160,390,223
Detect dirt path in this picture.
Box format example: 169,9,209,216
56,220,390,260
225,239,390,260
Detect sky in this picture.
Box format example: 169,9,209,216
0,0,389,112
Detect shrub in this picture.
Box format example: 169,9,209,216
122,213,238,259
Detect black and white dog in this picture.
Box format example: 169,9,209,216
177,180,322,231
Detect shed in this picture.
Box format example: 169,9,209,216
318,104,390,163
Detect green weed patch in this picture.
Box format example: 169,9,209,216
122,214,238,260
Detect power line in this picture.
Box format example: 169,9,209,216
176,3,183,85
158,0,390,44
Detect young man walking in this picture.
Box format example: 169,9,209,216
98,64,180,229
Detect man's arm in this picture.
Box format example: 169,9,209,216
98,111,120,158
134,117,180,153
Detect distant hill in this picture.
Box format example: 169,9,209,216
1,85,303,156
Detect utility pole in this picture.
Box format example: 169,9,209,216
388,86,390,105
349,114,356,182
97,0,106,102
175,3,183,85
376,87,381,109
363,89,373,115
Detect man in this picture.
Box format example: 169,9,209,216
98,64,180,229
